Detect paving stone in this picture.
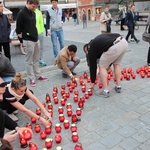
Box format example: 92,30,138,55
139,139,150,150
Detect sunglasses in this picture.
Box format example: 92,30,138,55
0,82,7,87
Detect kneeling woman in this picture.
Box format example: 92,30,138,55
0,73,51,126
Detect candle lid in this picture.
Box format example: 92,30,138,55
42,148,48,150
67,109,72,111
56,124,60,126
56,146,62,150
45,138,53,142
58,106,63,109
67,103,71,105
76,143,82,147
64,120,69,123
71,124,76,127
54,97,58,99
61,99,64,101
48,103,52,105
72,132,78,136
59,114,64,117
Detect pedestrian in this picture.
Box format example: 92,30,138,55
119,6,126,30
72,11,77,26
146,14,150,67
87,34,128,98
82,10,87,28
125,4,140,43
16,0,48,87
35,8,47,67
100,6,113,34
0,1,11,60
0,73,52,124
0,52,16,83
55,45,80,78
46,0,65,58
42,12,47,36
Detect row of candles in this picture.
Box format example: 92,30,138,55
20,73,91,149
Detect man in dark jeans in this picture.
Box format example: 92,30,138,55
0,2,11,60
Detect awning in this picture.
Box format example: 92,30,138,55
3,7,12,15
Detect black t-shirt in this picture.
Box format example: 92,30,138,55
88,33,120,83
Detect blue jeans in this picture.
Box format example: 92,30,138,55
1,76,14,83
51,30,64,58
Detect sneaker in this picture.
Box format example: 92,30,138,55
72,72,77,75
38,76,49,81
115,86,121,93
30,80,36,87
130,39,135,42
8,113,18,122
136,40,140,43
39,62,47,66
62,73,68,78
13,110,19,115
99,90,110,98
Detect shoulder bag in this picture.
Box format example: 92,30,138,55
142,24,150,43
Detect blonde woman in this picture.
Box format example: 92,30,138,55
0,73,51,125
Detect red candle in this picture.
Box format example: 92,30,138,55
66,103,72,109
67,81,71,87
40,131,47,140
88,89,92,96
55,134,62,144
61,84,66,90
47,103,53,110
60,99,66,106
78,101,84,109
45,138,53,149
72,132,79,143
53,86,58,93
55,124,62,133
70,124,77,133
67,109,72,117
73,95,78,102
54,97,59,104
29,142,38,150
62,94,67,101
52,92,57,98
59,114,65,123
34,124,41,133
63,120,70,129
81,86,86,93
22,129,32,141
65,92,70,98
45,126,52,134
69,87,73,93
26,123,32,129
87,77,91,83
58,106,64,114
74,143,83,150
83,72,88,79
45,93,51,103
99,83,103,88
60,89,65,96
31,117,36,124
36,108,41,116
80,97,85,103
74,90,79,96
72,77,77,83
20,138,28,148
71,114,77,123
48,109,53,117
76,108,82,116
84,92,89,99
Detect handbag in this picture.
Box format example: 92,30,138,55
142,25,150,43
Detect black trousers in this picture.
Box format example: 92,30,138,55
0,93,30,114
44,24,47,36
0,42,11,60
0,109,18,138
120,18,125,30
126,25,138,42
147,46,150,65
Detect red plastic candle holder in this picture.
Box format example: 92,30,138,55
70,124,77,133
74,143,83,150
71,114,78,123
83,72,88,79
66,103,72,109
99,83,103,88
65,92,70,98
40,131,47,140
36,108,41,116
45,126,52,134
76,108,82,116
60,99,66,106
80,97,85,103
54,97,59,104
20,138,28,148
84,92,89,99
67,81,71,87
60,89,65,96
72,132,79,143
74,95,78,102
29,142,38,150
34,124,41,133
45,138,53,149
55,134,62,144
67,109,72,117
47,103,53,110
55,124,62,133
78,101,84,109
88,89,92,96
61,85,66,90
52,92,57,98
62,94,67,101
58,106,64,114
69,87,73,93
87,77,91,83
81,86,86,93
48,109,53,117
74,90,79,96
59,114,65,123
31,117,36,124
53,86,58,93
45,93,51,103
63,120,70,129
22,129,32,141
26,123,32,129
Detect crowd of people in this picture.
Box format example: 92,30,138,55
0,0,150,148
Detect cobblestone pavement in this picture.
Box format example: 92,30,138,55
8,20,150,150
